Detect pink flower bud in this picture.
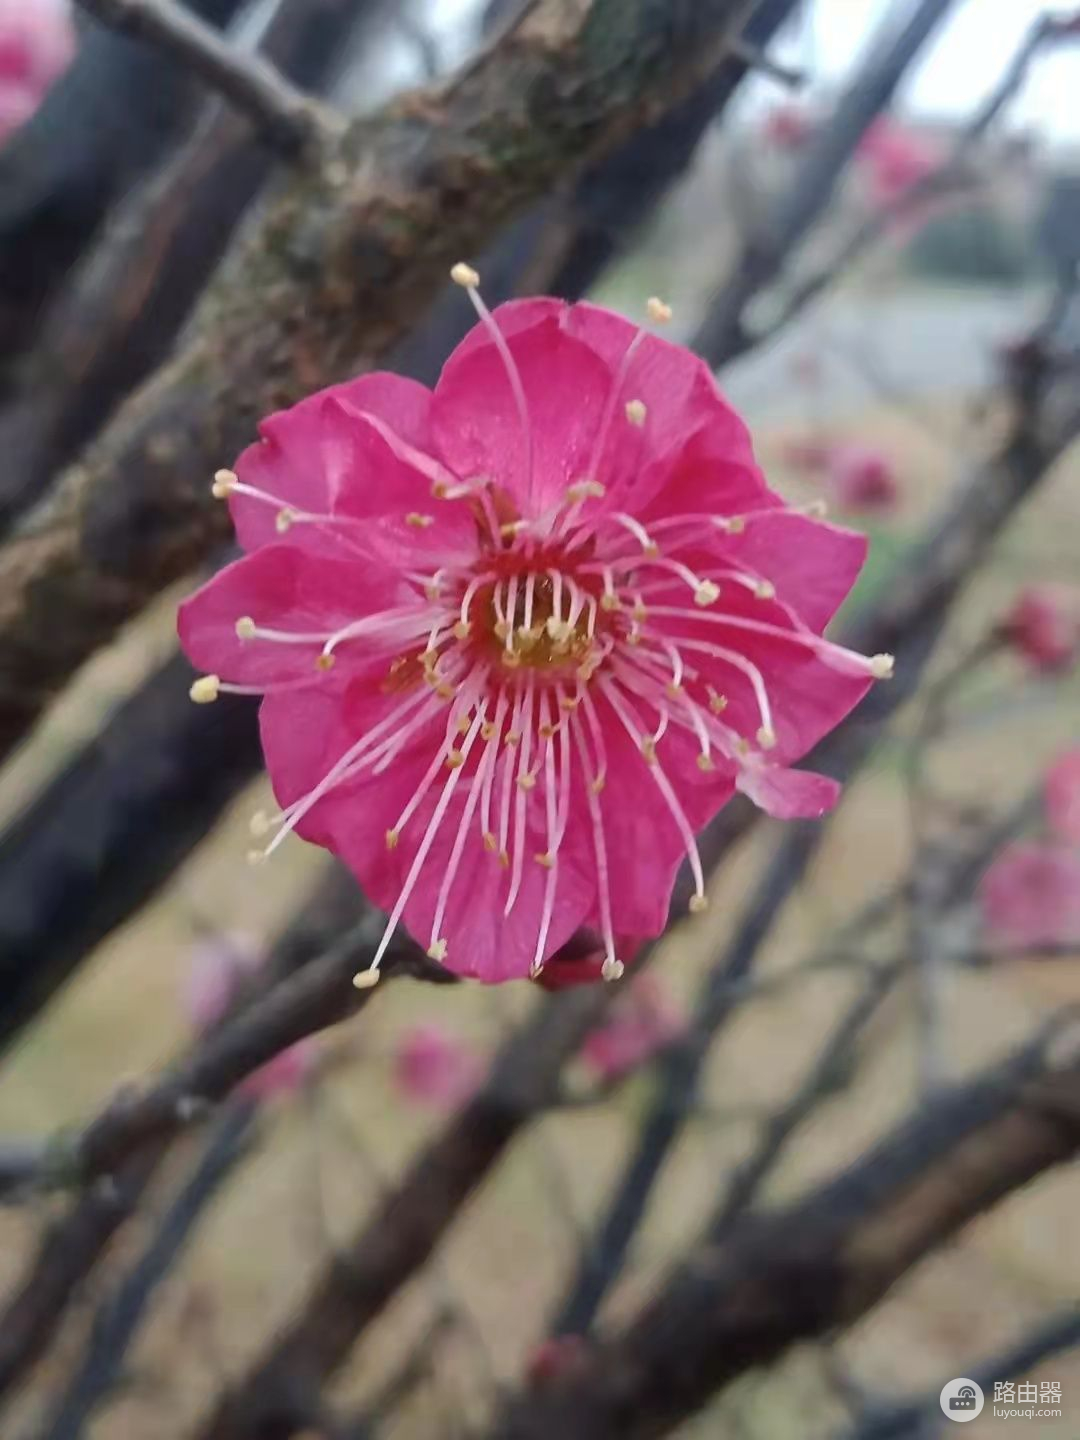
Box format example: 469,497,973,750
826,443,899,514
393,1023,482,1110
0,0,74,146
1003,586,1079,672
979,842,1080,950
579,974,684,1083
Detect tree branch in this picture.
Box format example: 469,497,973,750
491,1017,1080,1440
75,0,335,155
0,0,752,764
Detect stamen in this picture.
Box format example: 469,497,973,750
428,702,491,959
608,512,659,556
571,718,620,979
451,263,535,505
625,399,647,427
646,296,673,325
643,606,892,678
504,674,537,917
189,674,220,704
666,636,776,750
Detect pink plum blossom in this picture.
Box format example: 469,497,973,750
979,842,1080,951
1046,749,1080,846
1003,586,1079,672
825,443,899,515
186,932,313,1099
393,1022,482,1110
0,0,74,146
579,973,684,1082
179,271,891,985
856,118,940,209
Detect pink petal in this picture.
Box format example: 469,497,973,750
178,545,412,687
980,842,1080,949
1046,749,1080,846
432,316,613,520
736,764,841,819
394,1023,482,1109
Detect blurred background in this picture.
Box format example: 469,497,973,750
0,1,1078,1437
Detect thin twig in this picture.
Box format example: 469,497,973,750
75,0,336,156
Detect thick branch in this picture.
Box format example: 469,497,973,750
75,0,332,154
492,1020,1080,1440
0,0,752,762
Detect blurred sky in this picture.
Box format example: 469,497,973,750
425,0,1080,144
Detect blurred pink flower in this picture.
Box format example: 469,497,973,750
179,284,889,986
826,444,899,514
0,0,74,146
979,842,1080,950
778,435,833,476
394,1023,482,1110
762,104,812,151
580,974,684,1083
1046,749,1080,846
1003,586,1079,673
185,932,313,1099
857,119,940,209
527,1335,590,1388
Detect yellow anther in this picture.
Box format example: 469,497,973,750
425,582,442,601
446,749,465,769
385,829,400,850
757,725,778,750
427,939,448,962
600,592,621,612
451,261,480,288
538,723,557,740
591,774,606,795
625,399,647,427
500,520,527,538
352,968,381,990
567,479,606,503
871,653,895,679
506,730,522,746
493,620,510,641
717,515,745,534
666,682,684,699
246,848,267,867
517,627,540,650
235,617,256,639
689,894,709,914
316,652,336,671
452,620,471,641
559,696,579,712
436,683,455,700
456,714,472,736
517,771,537,791
697,752,714,772
275,507,295,533
481,721,497,741
406,512,434,528
431,481,451,500
647,296,673,325
694,581,720,607
632,599,648,621
755,579,776,600
499,850,511,868
483,831,498,852
500,650,522,669
189,674,220,704
708,688,728,714
421,647,440,667
211,469,237,499
735,737,751,757
641,736,657,764
535,852,555,870
627,628,642,647
601,957,625,982
249,809,272,837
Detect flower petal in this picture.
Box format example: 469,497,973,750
736,764,841,819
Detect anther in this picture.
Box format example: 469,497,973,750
481,721,497,740
591,775,606,795
189,674,220,704
559,696,579,712
493,620,510,641
315,653,336,671
211,469,237,499
406,512,434,528
535,852,554,870
567,479,606,503
456,715,472,736
666,683,684,699
697,753,714,772
640,736,657,765
483,831,498,852
517,772,537,791
754,580,776,600
249,810,272,837
647,296,673,325
275,507,295,533
625,399,647,427
246,848,267,867
452,621,471,640
385,829,400,849
235,617,256,639
500,650,521,669
716,515,746,534
436,683,455,699
451,261,480,288
707,688,728,713
806,498,828,517
600,592,621,612
756,725,778,750
632,599,648,622
427,939,448,962
689,895,709,914
694,581,720,607
352,968,381,990
446,750,465,769
498,850,510,868
871,653,895,679
601,957,625,981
